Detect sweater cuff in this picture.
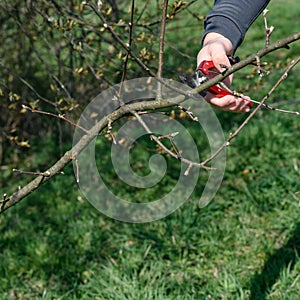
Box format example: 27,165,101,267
203,15,243,54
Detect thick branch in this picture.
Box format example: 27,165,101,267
2,32,300,214
1,95,184,214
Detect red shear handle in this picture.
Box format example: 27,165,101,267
197,60,215,76
197,60,252,107
197,61,232,98
208,85,232,98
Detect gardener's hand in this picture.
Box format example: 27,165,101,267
197,32,251,112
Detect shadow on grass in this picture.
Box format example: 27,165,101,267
249,222,300,300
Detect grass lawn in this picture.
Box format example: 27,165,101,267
1,0,300,299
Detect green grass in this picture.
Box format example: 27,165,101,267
1,0,300,299
1,107,300,299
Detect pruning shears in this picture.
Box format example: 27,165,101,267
181,57,252,108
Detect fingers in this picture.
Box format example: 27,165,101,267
205,93,252,113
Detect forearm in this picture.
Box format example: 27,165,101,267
203,0,270,53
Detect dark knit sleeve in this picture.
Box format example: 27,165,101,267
203,0,270,53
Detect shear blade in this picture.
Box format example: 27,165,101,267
179,74,207,98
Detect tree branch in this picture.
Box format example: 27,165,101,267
2,32,300,214
1,95,185,214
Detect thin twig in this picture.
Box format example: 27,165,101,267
217,82,300,115
0,194,9,211
158,132,179,140
255,55,267,77
249,98,299,115
0,61,55,107
120,0,135,84
184,164,193,176
22,105,89,133
13,169,51,177
107,119,116,144
263,9,274,46
177,105,199,121
146,0,198,27
157,0,168,99
74,159,80,183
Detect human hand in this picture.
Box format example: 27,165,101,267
197,33,251,112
